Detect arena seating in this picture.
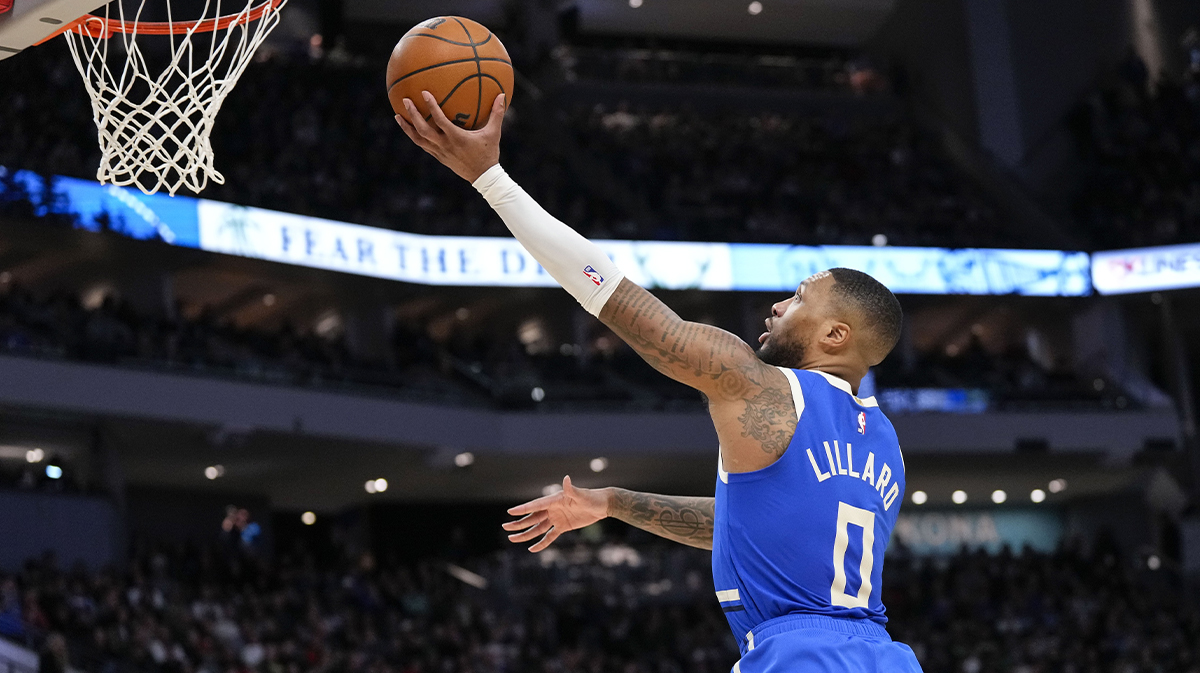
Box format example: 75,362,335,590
0,42,1010,248
1,533,1195,673
0,282,1123,411
1070,69,1200,249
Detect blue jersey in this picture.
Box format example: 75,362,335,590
712,367,906,655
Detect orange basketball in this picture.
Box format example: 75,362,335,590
386,17,514,131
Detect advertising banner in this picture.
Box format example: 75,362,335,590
731,244,1092,296
1091,243,1200,295
0,166,1094,296
892,509,1063,555
195,201,735,290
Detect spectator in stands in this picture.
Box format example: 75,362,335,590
37,633,68,673
0,578,23,640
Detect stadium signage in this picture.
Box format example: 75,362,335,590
195,201,735,290
892,510,1063,555
0,167,1094,296
730,244,1090,296
194,203,1088,294
1091,242,1200,295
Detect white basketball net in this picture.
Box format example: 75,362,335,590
63,0,287,196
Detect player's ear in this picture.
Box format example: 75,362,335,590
821,321,851,351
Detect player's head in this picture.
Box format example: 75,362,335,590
756,268,902,371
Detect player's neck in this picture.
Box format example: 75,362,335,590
800,363,865,395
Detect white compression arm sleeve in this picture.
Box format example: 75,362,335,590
472,164,624,317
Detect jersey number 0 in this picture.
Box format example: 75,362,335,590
830,501,875,608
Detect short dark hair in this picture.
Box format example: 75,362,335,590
827,268,903,365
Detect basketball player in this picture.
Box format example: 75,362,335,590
396,93,923,673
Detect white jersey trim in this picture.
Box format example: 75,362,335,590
809,369,879,408
715,589,741,603
775,367,806,420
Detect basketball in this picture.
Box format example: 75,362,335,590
386,17,514,131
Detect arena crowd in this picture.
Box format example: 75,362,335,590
0,41,1008,249
3,31,1200,253
0,532,1196,673
1071,60,1200,249
0,281,1123,413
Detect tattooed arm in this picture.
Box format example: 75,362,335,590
599,279,797,472
503,475,714,551
399,92,798,473
607,488,714,550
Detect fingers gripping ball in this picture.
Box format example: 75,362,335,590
386,16,514,130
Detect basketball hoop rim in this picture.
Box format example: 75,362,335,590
41,0,282,41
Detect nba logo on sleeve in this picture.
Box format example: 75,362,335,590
857,412,866,434
583,266,604,286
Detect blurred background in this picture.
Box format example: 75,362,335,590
2,0,1200,671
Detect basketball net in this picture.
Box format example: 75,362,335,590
61,0,287,196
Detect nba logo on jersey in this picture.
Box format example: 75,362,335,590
583,266,604,285
857,411,866,434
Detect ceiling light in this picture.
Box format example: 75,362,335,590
871,234,888,247
951,490,967,505
531,387,546,402
25,448,44,463
301,511,316,525
204,465,225,480
45,465,63,480
454,452,475,467
590,458,608,473
373,478,388,493
629,0,642,7
991,489,1007,504
518,319,545,346
1147,555,1161,570
542,483,563,497
314,312,342,338
1048,478,1067,493
910,490,927,505
748,1,763,14
365,479,378,494
262,294,276,306
1030,488,1046,503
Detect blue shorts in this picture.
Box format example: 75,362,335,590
731,614,923,673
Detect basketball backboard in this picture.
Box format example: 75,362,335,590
0,0,108,59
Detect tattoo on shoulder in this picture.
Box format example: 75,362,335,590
738,387,796,457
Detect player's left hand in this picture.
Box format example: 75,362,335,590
395,91,506,183
502,475,609,552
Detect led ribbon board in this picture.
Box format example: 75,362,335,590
1091,243,1200,295
1,168,1091,296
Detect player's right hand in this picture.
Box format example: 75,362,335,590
502,475,609,552
395,91,506,183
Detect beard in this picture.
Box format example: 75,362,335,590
756,332,808,369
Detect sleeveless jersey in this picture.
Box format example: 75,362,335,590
711,367,906,653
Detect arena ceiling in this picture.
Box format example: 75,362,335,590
343,0,897,47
